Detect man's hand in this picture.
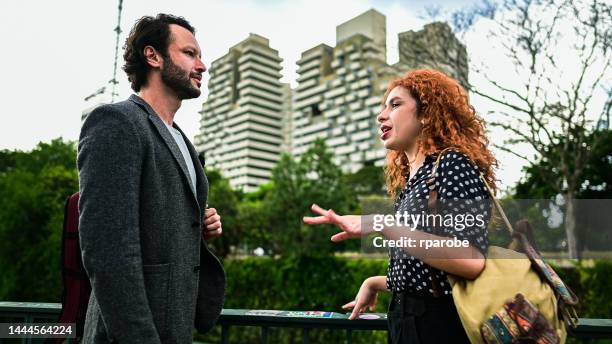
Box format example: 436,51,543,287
203,207,222,241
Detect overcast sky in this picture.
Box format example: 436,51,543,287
0,0,553,192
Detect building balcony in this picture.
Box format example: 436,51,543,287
296,68,321,84
243,45,283,63
238,53,282,72
238,62,282,79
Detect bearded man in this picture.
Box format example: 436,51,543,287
77,14,225,344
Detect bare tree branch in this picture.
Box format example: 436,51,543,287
492,143,534,163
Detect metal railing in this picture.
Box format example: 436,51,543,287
0,302,68,344
217,309,387,344
1,302,611,343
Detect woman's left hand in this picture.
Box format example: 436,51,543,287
303,204,363,242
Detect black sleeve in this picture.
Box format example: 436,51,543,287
435,151,490,256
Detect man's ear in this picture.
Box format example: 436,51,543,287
143,46,163,69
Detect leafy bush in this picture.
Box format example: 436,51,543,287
196,256,612,343
196,255,390,344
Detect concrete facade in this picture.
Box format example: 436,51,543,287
195,10,468,190
291,10,408,172
292,36,408,172
194,34,285,192
398,22,469,88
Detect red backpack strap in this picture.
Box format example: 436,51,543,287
56,192,91,342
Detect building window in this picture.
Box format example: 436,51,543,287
311,104,322,117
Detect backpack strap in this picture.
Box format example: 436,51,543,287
425,147,455,297
426,148,580,326
57,192,91,341
425,148,451,212
473,162,580,319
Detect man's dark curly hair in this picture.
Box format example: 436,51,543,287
123,14,195,92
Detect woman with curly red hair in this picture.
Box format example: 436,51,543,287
304,69,497,343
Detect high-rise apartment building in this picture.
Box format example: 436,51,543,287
292,9,408,172
196,9,468,190
292,10,468,173
195,34,286,192
398,22,469,88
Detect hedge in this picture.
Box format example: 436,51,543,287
195,256,612,343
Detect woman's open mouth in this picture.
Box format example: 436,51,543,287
380,125,392,140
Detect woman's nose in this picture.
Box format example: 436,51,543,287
376,109,387,123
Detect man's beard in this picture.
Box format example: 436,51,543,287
161,57,201,99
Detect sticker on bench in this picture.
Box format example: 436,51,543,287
244,310,334,318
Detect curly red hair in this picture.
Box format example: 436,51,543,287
382,69,498,197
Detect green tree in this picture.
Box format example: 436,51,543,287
0,138,78,302
234,198,275,255
515,129,612,199
417,0,611,258
514,129,612,254
342,164,386,197
205,169,243,258
264,139,356,256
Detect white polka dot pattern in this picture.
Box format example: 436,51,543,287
386,150,491,295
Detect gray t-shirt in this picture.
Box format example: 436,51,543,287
164,122,197,193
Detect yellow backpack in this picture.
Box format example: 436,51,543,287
428,149,579,343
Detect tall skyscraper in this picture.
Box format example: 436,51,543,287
280,83,293,154
292,9,408,172
336,9,387,61
398,22,469,88
292,10,468,173
195,34,286,192
195,9,469,191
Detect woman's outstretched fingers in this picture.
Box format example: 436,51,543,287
348,300,363,320
331,232,349,242
328,208,339,220
303,215,329,225
304,204,335,225
342,300,356,310
310,203,328,215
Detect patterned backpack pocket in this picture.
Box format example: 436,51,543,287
481,293,560,344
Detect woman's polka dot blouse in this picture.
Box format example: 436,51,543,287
386,150,492,295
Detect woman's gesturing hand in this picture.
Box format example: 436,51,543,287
302,204,363,242
342,277,379,320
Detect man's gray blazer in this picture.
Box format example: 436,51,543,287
77,94,226,344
